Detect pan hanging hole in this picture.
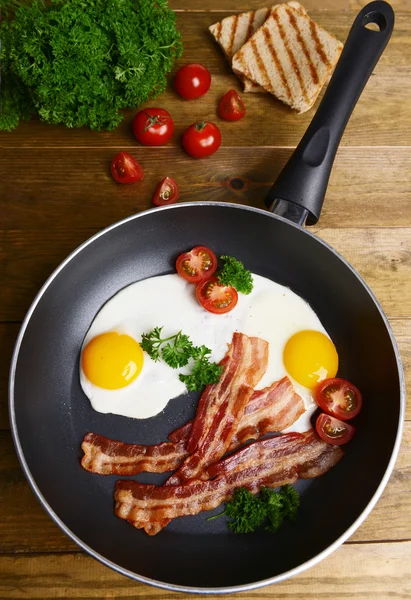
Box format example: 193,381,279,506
362,11,386,31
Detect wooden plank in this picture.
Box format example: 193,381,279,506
170,0,411,12
1,147,411,231
0,542,410,598
0,319,409,427
1,227,410,322
0,12,410,148
0,424,409,553
0,324,19,430
312,228,411,318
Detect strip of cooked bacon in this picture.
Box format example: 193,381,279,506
187,332,269,454
228,376,305,449
141,333,268,535
114,430,343,531
167,333,269,484
169,376,305,448
81,377,305,476
81,433,189,476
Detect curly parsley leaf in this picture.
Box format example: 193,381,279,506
140,326,165,362
279,484,300,522
0,0,183,131
260,487,284,533
217,256,254,295
161,332,193,369
224,488,266,534
179,360,223,393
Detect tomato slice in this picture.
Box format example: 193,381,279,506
196,276,238,314
176,246,217,283
316,378,362,420
218,90,246,121
111,152,143,184
152,177,179,206
316,413,355,445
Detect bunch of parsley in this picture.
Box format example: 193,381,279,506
0,0,182,131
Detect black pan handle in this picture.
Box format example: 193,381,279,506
265,1,394,226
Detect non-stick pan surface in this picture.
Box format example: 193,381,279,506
10,202,404,593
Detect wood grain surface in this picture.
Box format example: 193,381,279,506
1,0,410,598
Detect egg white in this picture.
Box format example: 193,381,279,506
80,273,330,428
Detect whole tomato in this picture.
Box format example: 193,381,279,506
182,121,221,158
132,108,174,146
173,63,211,99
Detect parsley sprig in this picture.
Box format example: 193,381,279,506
208,485,300,534
140,327,223,392
217,256,254,295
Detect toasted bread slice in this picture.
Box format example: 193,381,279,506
209,2,306,93
231,3,343,112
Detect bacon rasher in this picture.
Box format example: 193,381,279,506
114,430,343,531
81,434,190,476
81,377,305,476
141,333,268,535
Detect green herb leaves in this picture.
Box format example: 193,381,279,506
218,256,254,295
0,0,183,131
141,327,193,368
140,327,223,392
208,485,300,534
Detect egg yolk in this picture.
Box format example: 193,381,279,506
283,330,338,389
81,332,144,390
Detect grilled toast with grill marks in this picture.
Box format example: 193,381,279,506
231,3,343,112
209,2,306,93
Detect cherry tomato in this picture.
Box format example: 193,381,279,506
218,90,246,121
182,121,221,159
152,177,179,206
132,108,174,146
316,413,355,445
111,152,143,184
196,276,238,314
176,246,218,283
174,63,211,99
316,378,362,421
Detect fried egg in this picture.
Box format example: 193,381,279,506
80,273,338,429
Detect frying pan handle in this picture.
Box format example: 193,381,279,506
266,1,394,226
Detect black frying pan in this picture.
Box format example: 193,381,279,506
9,1,404,594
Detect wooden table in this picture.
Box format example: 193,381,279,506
1,0,410,597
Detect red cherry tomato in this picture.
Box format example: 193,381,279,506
132,108,174,146
176,246,218,283
316,378,362,421
152,177,179,206
182,121,221,159
174,63,211,99
218,90,246,121
111,152,143,184
316,413,355,445
196,276,238,314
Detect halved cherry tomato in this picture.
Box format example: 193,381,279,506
316,413,355,445
132,108,174,146
176,246,217,283
152,177,179,206
218,90,246,121
111,152,143,184
196,276,238,314
316,378,362,421
182,121,221,159
174,63,211,100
